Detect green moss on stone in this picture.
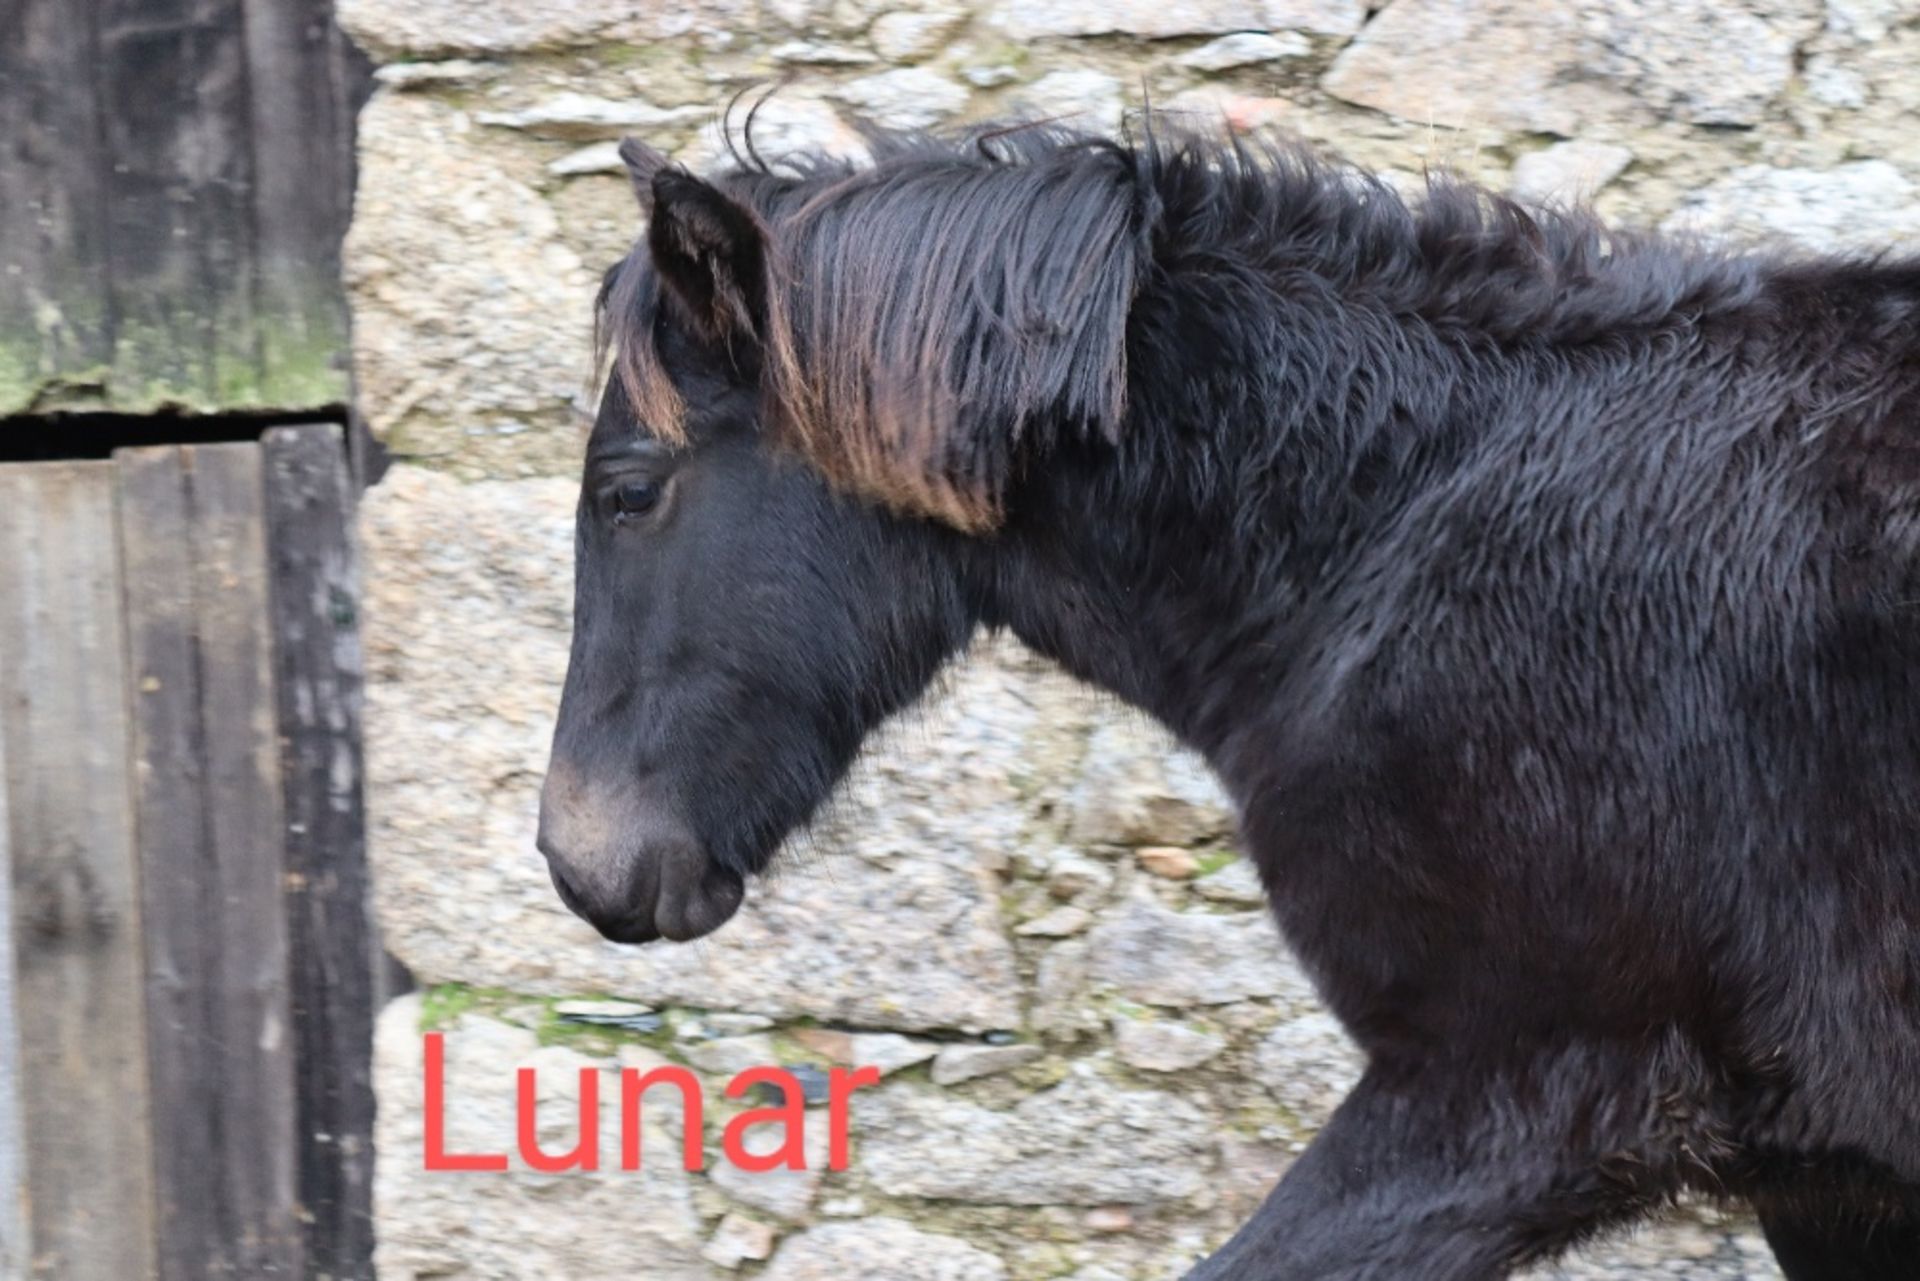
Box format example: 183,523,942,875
1194,849,1239,876
418,983,484,1031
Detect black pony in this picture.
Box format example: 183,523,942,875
536,121,1920,1279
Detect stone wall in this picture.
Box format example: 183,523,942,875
341,2,1920,1277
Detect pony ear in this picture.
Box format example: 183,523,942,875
617,137,671,212
646,168,769,344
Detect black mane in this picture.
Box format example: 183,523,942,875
723,123,1774,342
599,121,1915,530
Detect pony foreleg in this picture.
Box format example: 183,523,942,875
1186,1061,1669,1281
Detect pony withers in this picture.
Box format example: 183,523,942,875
536,120,1920,1279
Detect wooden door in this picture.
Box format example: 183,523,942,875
0,425,376,1280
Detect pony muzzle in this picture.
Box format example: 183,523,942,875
536,762,744,943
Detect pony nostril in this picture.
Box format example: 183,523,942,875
540,848,593,919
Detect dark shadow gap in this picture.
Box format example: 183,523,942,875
0,407,353,462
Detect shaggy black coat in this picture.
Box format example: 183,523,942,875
542,123,1920,1279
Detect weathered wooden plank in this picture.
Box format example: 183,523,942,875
0,704,27,1281
96,0,255,408
0,1,113,413
119,443,303,1280
115,445,215,1281
0,461,159,1280
189,443,305,1279
240,0,362,411
262,424,375,1281
0,0,359,416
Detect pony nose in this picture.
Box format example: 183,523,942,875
538,758,658,940
536,759,741,943
536,833,660,943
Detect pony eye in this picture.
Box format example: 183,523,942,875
612,479,663,521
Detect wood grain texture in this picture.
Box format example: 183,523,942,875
0,700,27,1281
0,440,377,1278
263,425,376,1281
96,0,257,409
0,461,159,1281
0,0,361,415
0,0,114,410
119,443,302,1280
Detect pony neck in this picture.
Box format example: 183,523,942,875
974,259,1475,803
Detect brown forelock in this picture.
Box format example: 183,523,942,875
600,127,1150,528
